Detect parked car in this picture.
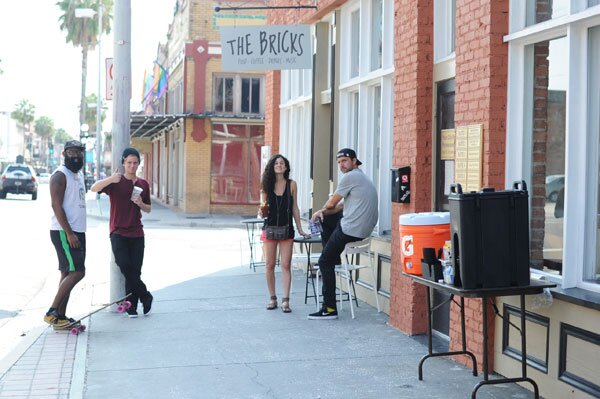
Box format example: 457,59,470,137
545,174,564,202
37,172,51,184
0,164,39,200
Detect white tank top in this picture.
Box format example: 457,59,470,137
50,165,87,233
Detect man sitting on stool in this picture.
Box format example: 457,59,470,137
308,148,378,320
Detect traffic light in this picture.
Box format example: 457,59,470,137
48,140,54,155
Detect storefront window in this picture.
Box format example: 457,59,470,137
527,36,567,275
587,26,600,283
433,0,455,62
211,124,263,204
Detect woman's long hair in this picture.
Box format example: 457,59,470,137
261,154,290,194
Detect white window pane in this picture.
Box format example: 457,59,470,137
350,10,360,78
371,86,381,184
434,0,455,62
526,36,567,275
370,0,383,70
352,92,360,146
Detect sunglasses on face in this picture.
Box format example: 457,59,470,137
65,148,84,156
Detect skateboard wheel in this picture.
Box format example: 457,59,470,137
117,305,125,313
70,327,79,335
124,301,132,310
79,325,86,332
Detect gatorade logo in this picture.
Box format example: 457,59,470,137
402,235,414,256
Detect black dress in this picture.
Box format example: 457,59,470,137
263,180,295,239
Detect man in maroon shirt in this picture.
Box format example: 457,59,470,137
91,147,153,317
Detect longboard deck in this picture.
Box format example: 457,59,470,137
52,293,132,333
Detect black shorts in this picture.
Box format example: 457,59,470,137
50,230,86,272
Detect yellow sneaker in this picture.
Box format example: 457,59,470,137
43,311,69,327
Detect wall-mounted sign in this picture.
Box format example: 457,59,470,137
440,128,455,160
454,124,482,192
220,25,312,71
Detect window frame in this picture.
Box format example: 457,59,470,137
338,0,394,235
506,3,600,290
280,69,313,217
212,73,265,116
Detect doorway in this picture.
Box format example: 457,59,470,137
432,79,455,337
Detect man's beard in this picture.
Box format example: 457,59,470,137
65,156,84,172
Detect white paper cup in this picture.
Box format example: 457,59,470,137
131,186,143,200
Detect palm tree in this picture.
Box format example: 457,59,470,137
56,0,113,137
34,116,56,166
11,99,36,160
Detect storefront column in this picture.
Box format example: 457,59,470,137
389,0,434,335
450,0,509,372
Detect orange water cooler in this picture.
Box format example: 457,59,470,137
399,212,450,276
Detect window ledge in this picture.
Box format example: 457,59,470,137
551,287,600,312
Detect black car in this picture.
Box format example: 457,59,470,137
0,164,39,200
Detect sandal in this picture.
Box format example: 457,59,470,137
281,297,292,313
266,296,277,310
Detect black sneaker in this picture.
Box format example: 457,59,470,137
308,307,338,320
126,309,138,318
142,292,153,315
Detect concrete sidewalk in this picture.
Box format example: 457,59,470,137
0,195,540,399
86,192,250,228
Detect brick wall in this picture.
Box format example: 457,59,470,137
184,118,211,213
264,70,280,152
389,0,434,335
450,0,509,372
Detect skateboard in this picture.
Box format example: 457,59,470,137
53,293,132,335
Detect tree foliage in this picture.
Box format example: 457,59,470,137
54,128,73,144
11,99,36,129
84,93,107,134
34,116,56,140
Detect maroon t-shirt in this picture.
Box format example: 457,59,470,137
101,177,151,237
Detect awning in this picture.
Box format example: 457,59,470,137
129,113,188,139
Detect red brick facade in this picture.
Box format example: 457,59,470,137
265,0,509,374
389,0,434,335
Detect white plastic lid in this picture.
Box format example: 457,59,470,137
399,212,450,226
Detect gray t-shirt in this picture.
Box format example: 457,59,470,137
336,168,378,238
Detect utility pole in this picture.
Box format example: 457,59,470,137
95,0,103,180
110,0,131,305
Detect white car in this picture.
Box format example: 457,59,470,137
37,172,51,184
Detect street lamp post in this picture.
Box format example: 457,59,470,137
75,3,103,180
95,2,103,180
80,123,89,186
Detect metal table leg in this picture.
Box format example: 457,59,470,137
418,287,477,380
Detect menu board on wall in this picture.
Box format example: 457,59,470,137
454,124,482,192
440,129,455,160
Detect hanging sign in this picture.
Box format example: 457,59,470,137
220,25,312,71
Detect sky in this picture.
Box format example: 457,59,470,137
0,0,175,137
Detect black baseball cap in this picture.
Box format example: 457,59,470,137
336,148,362,166
64,140,85,150
121,147,140,163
